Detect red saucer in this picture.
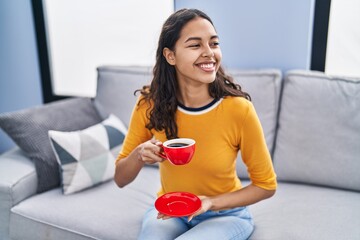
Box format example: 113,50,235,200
155,192,202,217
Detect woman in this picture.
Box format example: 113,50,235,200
114,8,277,240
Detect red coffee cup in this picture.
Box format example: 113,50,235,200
160,138,196,165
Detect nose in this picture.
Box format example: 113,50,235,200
201,45,214,58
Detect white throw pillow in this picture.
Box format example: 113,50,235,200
49,114,127,194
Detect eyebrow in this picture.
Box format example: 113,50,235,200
184,35,219,43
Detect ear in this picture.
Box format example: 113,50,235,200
163,48,176,65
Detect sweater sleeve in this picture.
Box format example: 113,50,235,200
115,97,152,163
240,102,277,190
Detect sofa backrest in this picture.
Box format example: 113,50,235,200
273,70,360,192
94,66,153,127
94,66,282,180
227,69,282,179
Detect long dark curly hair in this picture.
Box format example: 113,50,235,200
136,8,250,140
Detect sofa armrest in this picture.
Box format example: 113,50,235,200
0,147,37,239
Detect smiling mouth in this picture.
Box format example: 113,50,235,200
196,62,216,72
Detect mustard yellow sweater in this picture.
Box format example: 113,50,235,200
117,96,277,196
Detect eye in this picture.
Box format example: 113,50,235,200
189,44,200,48
210,42,220,47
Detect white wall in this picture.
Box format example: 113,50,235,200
325,0,360,78
44,0,173,97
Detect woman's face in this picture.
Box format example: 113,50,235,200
165,17,222,86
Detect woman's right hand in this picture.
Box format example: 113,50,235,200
138,139,166,165
115,138,165,188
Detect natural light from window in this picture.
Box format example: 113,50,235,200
325,0,360,78
44,0,173,97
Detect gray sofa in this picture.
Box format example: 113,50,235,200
1,66,360,240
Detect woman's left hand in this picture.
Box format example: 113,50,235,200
187,196,213,222
156,196,213,221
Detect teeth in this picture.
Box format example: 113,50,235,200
199,63,214,69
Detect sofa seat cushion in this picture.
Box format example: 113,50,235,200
273,70,360,191
10,166,160,240
247,181,360,240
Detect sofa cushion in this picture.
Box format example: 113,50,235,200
49,114,127,194
228,69,282,179
94,66,282,180
0,98,103,193
10,166,160,240
94,66,152,127
273,70,360,191
246,181,360,240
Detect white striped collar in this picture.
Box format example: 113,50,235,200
177,98,223,115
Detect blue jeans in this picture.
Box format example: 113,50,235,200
138,206,254,240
